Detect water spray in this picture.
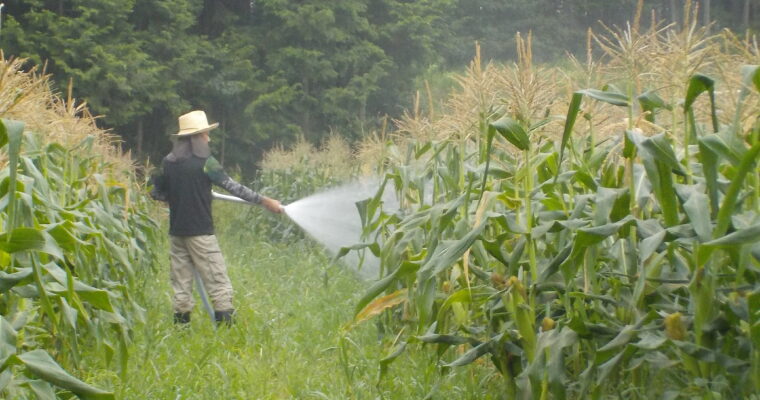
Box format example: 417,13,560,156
211,179,394,280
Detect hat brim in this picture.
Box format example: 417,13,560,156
172,122,219,137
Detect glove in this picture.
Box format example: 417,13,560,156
260,196,284,214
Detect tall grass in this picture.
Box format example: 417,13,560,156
95,220,504,399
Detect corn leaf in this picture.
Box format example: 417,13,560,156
671,341,748,371
682,191,712,242
684,74,718,133
714,141,760,238
641,134,685,175
354,261,418,315
416,333,480,346
0,317,17,369
639,230,666,263
0,228,63,259
558,92,584,171
16,350,114,400
704,224,760,247
598,325,636,352
0,267,32,293
353,289,407,326
442,333,504,368
732,65,760,134
697,139,720,217
28,380,56,400
42,263,114,312
634,134,680,226
577,89,630,106
2,119,25,231
417,222,487,283
378,341,407,381
490,117,529,151
700,133,745,166
637,90,670,123
743,64,760,92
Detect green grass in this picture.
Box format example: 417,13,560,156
81,216,503,399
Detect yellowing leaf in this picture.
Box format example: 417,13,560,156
352,289,407,327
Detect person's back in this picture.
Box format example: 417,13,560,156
163,154,214,237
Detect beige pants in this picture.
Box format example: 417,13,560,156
170,235,234,313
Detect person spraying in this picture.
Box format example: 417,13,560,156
150,110,283,326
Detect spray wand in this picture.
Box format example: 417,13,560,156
212,191,254,205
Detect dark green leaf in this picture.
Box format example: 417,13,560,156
0,228,63,259
558,92,584,171
490,117,530,151
641,134,684,175
715,142,760,238
1,119,25,231
634,332,667,350
417,222,487,283
684,74,715,111
697,139,720,218
443,339,492,367
354,261,419,315
17,350,114,399
416,334,479,346
637,90,670,123
741,64,760,94
704,224,760,247
0,317,17,369
682,191,712,242
378,341,407,382
598,325,636,352
639,230,666,262
700,133,744,166
0,267,33,293
672,340,748,371
28,380,57,400
684,74,718,132
578,88,629,106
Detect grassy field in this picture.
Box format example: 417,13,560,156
82,215,501,399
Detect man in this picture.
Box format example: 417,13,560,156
150,110,283,325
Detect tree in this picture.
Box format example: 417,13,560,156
247,0,395,146
5,1,149,128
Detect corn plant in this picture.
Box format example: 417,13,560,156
0,118,162,399
347,21,760,399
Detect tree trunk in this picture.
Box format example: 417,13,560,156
220,114,226,166
136,118,144,158
302,78,311,139
669,0,679,24
744,0,751,30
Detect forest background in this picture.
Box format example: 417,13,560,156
2,0,758,174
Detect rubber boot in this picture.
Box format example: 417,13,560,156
173,311,191,324
214,310,235,327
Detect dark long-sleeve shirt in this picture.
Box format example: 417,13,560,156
150,155,261,236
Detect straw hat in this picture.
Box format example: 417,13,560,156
174,110,219,136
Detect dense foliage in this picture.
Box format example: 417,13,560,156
0,59,162,398
2,0,757,174
346,16,760,399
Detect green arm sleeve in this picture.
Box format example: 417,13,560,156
204,156,262,204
